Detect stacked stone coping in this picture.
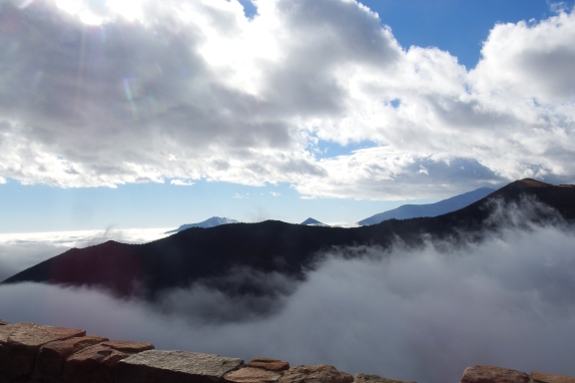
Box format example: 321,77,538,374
1,320,575,383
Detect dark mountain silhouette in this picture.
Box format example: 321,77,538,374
3,179,574,301
165,216,238,234
358,187,495,225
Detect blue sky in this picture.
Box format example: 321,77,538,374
363,0,570,69
1,0,575,232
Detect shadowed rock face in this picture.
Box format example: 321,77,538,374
225,367,282,383
1,320,575,383
0,320,159,383
37,335,109,376
2,179,575,301
0,323,85,379
0,320,376,383
65,340,156,383
460,365,530,383
66,344,131,383
101,340,155,353
278,364,354,383
247,358,290,372
223,358,291,383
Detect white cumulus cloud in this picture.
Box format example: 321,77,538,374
0,0,574,199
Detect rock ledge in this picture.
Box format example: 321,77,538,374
1,319,574,383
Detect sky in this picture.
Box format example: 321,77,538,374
1,0,575,232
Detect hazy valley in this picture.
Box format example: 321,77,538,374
2,179,575,383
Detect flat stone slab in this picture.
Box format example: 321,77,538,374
0,322,85,346
225,367,282,383
0,323,85,378
0,319,8,325
532,372,575,383
247,358,290,372
36,335,109,376
117,350,244,383
278,365,354,383
460,366,530,383
101,340,155,353
66,344,129,383
354,373,416,383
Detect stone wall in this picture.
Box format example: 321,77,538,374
0,320,573,383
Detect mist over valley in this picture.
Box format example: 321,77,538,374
1,180,575,383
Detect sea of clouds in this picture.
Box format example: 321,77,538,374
2,223,575,383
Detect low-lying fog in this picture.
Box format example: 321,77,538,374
1,224,575,383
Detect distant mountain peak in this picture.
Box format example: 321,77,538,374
508,178,566,190
300,217,326,226
517,178,552,187
166,217,238,234
358,186,496,226
4,179,575,298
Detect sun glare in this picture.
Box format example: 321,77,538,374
79,10,104,25
55,0,82,15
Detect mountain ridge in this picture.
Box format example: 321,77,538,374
3,179,574,300
165,216,238,234
358,186,496,225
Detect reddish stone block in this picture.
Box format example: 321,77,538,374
66,344,129,383
36,335,109,376
248,358,290,372
225,367,282,383
0,323,85,378
101,340,154,353
278,364,353,383
532,371,575,383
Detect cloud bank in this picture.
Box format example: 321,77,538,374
0,0,574,199
2,224,575,383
